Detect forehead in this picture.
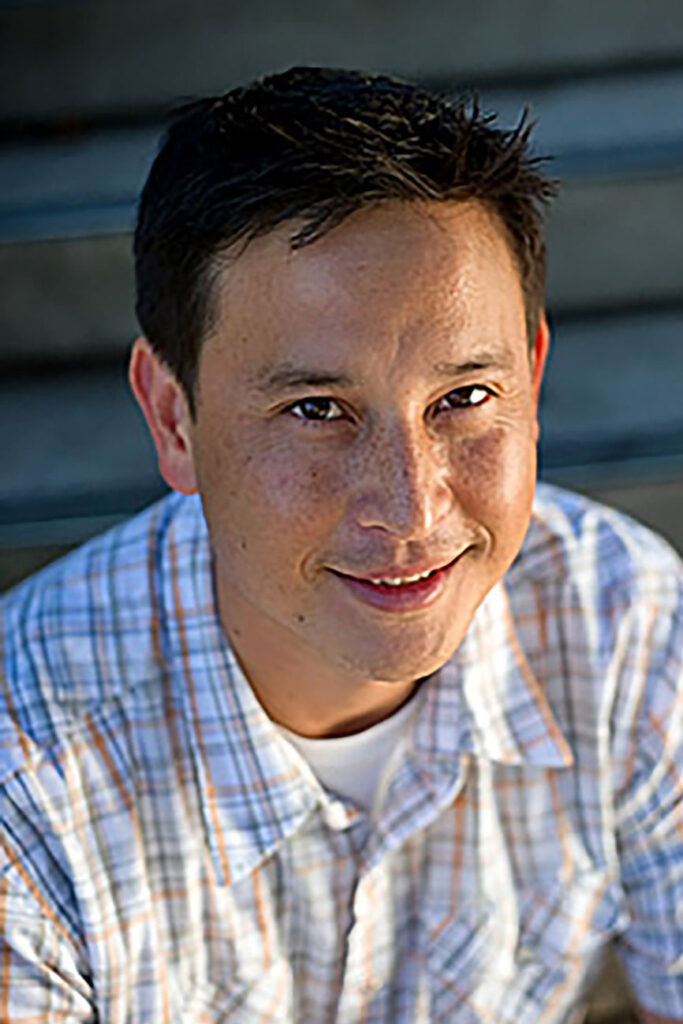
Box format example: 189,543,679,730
218,199,519,298
202,200,526,379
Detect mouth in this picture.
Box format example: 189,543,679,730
329,551,465,613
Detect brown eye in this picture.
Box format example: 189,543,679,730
435,385,492,412
289,397,344,422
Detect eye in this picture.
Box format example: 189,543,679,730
434,385,493,413
287,397,345,422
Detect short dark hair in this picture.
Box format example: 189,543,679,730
134,66,557,416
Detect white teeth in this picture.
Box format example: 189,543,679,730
367,568,435,586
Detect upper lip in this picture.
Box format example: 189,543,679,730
330,549,466,583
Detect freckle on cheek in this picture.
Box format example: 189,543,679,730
458,432,506,480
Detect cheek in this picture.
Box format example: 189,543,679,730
198,428,347,535
454,427,537,520
251,449,350,526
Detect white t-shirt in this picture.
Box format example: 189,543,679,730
276,690,420,816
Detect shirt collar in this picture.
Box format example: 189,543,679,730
413,581,574,770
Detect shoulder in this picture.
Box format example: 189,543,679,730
512,482,683,610
507,484,683,766
0,491,203,786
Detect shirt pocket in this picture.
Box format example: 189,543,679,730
425,868,626,1023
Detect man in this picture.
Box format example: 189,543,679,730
0,67,681,1023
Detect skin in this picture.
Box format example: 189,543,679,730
131,199,548,738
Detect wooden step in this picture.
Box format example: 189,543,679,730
3,0,683,121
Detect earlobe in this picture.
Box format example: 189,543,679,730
128,338,199,495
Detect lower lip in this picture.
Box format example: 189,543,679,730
331,559,458,613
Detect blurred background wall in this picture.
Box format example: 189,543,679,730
1,2,683,1017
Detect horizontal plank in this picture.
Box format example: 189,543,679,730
0,363,165,532
539,310,683,472
0,127,155,241
1,542,80,595
2,0,683,121
486,68,683,178
544,173,683,310
0,234,136,363
3,67,683,243
1,167,682,365
1,311,683,550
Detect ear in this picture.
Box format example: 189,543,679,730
530,314,550,406
128,338,198,495
529,314,550,441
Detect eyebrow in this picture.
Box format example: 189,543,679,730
253,366,355,393
253,350,511,394
433,351,513,376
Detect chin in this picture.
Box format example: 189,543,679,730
332,626,464,685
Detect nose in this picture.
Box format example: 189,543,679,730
349,422,454,541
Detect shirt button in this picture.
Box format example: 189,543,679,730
326,801,353,830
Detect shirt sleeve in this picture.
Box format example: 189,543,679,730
0,749,95,1024
0,863,95,1023
613,580,683,1019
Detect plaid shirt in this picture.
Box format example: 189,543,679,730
1,485,682,1023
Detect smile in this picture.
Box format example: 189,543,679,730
329,553,464,613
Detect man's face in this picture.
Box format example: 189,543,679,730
188,201,546,688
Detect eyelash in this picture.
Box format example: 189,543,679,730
285,386,493,424
287,397,346,423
